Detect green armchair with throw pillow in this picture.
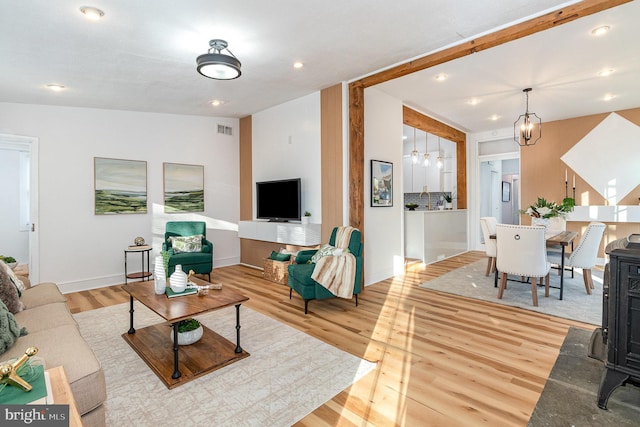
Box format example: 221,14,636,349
287,226,362,314
162,221,213,281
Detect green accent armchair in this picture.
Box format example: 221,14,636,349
287,227,363,314
162,221,213,281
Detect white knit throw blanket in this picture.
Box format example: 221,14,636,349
311,227,357,298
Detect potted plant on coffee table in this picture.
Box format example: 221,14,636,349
170,318,203,345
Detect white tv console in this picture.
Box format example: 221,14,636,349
238,221,321,246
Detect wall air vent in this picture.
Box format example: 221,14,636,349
217,124,233,136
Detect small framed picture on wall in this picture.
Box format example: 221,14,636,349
371,160,393,207
502,181,511,202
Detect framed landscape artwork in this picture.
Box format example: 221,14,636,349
163,162,204,212
94,157,148,214
371,160,393,207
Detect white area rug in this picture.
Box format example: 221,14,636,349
419,259,603,325
74,302,375,426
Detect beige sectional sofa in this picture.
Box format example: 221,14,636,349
3,276,106,426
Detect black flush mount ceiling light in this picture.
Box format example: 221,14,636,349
514,88,542,146
196,39,241,80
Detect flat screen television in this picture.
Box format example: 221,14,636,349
256,178,301,222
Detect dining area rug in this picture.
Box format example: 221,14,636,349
73,302,376,426
419,259,603,325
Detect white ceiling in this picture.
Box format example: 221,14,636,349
1,0,638,132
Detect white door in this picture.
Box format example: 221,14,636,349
0,134,39,283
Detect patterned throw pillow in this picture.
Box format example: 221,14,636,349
0,260,25,296
169,235,204,254
0,263,24,314
309,244,350,263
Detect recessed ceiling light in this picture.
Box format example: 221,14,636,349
210,99,224,106
80,6,105,20
467,98,480,106
434,73,448,82
591,26,610,36
490,114,500,121
603,93,616,101
598,68,615,77
293,62,304,69
46,84,65,92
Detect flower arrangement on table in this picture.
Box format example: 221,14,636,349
521,197,574,219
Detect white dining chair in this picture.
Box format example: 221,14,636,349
496,224,551,306
547,222,605,295
480,217,497,276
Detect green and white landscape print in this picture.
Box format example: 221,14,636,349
163,163,204,212
94,157,147,214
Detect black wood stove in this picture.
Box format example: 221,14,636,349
597,234,640,409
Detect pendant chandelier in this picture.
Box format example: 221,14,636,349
196,39,242,80
436,137,443,169
514,88,542,146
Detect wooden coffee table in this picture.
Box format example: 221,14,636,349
121,277,250,389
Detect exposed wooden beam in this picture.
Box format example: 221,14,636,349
349,83,365,230
353,0,632,89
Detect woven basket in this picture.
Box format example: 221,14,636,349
263,258,291,285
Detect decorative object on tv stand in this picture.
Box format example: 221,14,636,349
169,265,188,293
301,211,311,224
134,236,145,246
153,255,167,295
514,88,542,146
0,347,38,391
170,319,203,346
196,39,241,80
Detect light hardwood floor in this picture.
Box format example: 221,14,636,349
66,251,594,426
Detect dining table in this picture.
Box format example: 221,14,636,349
491,230,578,300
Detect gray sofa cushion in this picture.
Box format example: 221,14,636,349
14,302,77,333
20,283,67,308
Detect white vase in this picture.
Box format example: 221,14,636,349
531,217,550,230
170,325,203,345
301,216,309,225
170,265,188,293
153,256,166,295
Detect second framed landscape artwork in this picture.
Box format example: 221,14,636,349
163,162,204,213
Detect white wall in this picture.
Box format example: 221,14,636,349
252,92,321,222
364,88,404,284
0,103,240,293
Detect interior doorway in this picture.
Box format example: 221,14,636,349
477,138,520,246
0,134,39,283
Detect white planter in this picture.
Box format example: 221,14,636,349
171,325,203,346
531,217,550,230
301,216,310,225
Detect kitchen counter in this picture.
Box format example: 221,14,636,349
405,209,467,264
